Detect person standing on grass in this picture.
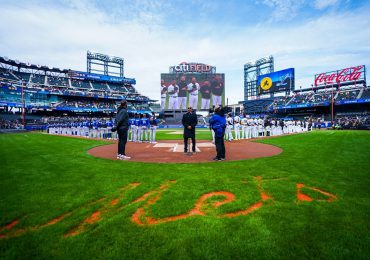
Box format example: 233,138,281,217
111,100,131,160
182,106,198,154
209,106,226,161
149,113,158,143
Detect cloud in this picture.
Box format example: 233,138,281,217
314,0,339,10
260,0,306,21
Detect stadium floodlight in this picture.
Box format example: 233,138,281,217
87,51,125,77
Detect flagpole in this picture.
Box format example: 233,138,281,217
21,80,25,128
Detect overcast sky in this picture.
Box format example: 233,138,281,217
0,0,369,103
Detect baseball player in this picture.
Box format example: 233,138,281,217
161,80,167,109
241,115,248,139
233,114,241,140
252,118,259,138
177,75,188,110
211,75,224,106
128,117,135,141
270,118,276,136
200,81,211,110
149,113,158,143
258,117,264,137
140,113,150,142
225,113,233,141
133,113,141,142
187,77,200,110
167,79,179,109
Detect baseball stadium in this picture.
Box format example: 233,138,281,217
1,1,370,259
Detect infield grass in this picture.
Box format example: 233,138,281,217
0,130,369,259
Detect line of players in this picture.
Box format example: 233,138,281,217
127,113,159,143
48,113,159,143
218,114,310,141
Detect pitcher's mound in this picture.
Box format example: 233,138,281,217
88,139,282,163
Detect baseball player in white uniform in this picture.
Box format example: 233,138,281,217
160,80,167,110
225,114,233,141
200,81,211,110
270,119,276,136
233,114,241,140
241,115,248,139
258,117,264,137
167,79,179,109
177,76,188,110
187,77,200,110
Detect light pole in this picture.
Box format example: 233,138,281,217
331,81,337,128
21,80,25,128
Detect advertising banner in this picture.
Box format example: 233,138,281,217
257,68,295,94
314,65,365,86
69,71,136,84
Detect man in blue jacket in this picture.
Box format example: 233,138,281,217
209,106,226,161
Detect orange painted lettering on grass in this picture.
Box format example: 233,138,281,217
297,183,337,202
131,177,274,226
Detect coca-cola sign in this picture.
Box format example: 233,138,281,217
314,65,365,86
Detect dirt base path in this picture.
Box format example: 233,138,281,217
88,139,282,163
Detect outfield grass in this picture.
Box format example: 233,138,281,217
0,130,369,259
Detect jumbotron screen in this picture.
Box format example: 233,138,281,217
160,73,225,110
257,68,295,94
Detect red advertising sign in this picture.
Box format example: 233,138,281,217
314,65,365,86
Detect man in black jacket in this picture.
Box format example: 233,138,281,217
111,100,131,160
182,106,198,154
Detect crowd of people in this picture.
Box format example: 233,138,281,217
335,114,369,130
0,119,22,129
270,87,369,108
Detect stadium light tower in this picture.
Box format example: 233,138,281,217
244,56,274,100
86,51,124,77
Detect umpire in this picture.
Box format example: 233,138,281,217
182,106,198,154
112,100,131,160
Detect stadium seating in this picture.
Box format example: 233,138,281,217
91,82,109,91
0,68,18,82
360,88,370,99
336,89,361,101
11,71,31,83
309,91,332,103
71,79,92,89
289,92,314,105
126,85,137,93
48,76,69,87
108,83,128,93
31,73,46,85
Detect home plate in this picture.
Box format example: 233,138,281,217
153,143,177,148
173,144,201,152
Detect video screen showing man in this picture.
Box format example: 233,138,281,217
211,75,224,107
161,79,167,110
200,80,211,110
187,77,200,110
167,79,179,109
178,75,188,110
